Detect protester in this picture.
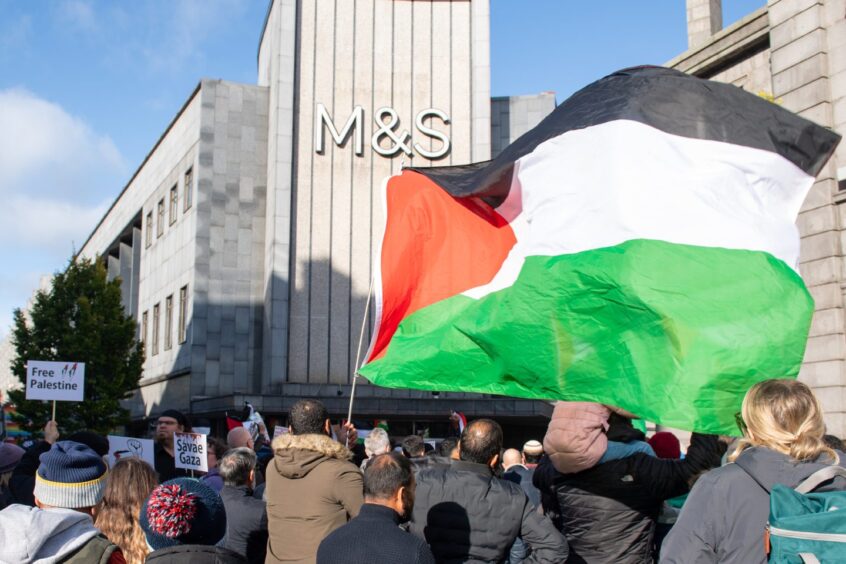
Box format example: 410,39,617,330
153,410,193,482
10,421,109,506
265,399,363,564
228,425,255,450
95,458,158,564
534,412,725,564
361,427,391,470
649,432,682,460
0,441,126,563
219,447,268,563
824,434,845,451
502,448,542,564
0,442,24,510
438,437,459,460
199,437,227,492
522,440,543,469
661,379,846,564
140,478,245,563
318,453,435,564
411,419,568,563
401,434,434,470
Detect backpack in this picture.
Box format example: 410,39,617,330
738,459,846,564
767,465,846,563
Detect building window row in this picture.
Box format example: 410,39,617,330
145,166,194,248
141,284,189,358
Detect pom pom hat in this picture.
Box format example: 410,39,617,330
140,478,226,550
34,440,108,508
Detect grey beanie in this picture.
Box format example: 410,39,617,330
34,441,108,508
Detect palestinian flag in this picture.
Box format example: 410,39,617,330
359,66,840,434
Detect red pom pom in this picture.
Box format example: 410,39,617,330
146,484,198,538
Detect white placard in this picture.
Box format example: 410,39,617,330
25,360,85,402
174,432,208,472
273,425,288,438
107,435,155,469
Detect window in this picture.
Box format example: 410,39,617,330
165,295,173,351
183,167,193,211
178,285,188,344
169,185,178,225
145,212,153,247
141,311,148,355
152,303,160,355
157,199,165,238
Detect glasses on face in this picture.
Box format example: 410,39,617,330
734,412,747,435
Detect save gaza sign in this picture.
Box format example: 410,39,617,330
26,360,85,402
174,432,208,472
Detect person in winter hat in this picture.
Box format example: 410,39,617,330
140,477,245,563
0,440,126,563
0,442,24,510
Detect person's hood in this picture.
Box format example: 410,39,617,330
735,446,846,491
271,433,352,479
543,401,611,474
0,505,99,564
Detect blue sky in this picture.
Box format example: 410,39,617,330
0,0,764,338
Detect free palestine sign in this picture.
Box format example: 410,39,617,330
26,360,85,402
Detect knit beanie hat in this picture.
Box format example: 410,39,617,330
34,440,108,508
140,478,226,550
523,439,543,457
0,442,25,474
648,431,682,459
160,409,191,431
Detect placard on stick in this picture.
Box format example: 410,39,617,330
107,435,155,469
174,432,208,472
25,360,85,402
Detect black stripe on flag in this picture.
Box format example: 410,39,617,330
411,66,841,208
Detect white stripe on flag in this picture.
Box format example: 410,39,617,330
464,119,812,300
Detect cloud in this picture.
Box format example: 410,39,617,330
0,87,126,201
57,0,98,33
0,88,127,337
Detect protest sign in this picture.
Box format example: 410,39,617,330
25,360,85,402
273,425,288,438
174,432,208,472
107,435,155,469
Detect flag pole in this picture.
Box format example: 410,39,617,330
347,276,375,427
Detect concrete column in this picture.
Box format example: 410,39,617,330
687,0,723,49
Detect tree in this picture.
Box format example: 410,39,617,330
8,257,143,435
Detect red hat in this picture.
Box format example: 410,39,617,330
648,432,681,459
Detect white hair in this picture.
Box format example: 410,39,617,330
364,427,391,457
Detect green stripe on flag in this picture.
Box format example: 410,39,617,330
360,239,813,434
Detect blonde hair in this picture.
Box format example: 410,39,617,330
94,458,158,564
730,379,837,464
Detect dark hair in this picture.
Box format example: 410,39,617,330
523,451,542,464
364,453,413,499
207,437,227,460
437,438,458,457
218,447,256,487
67,430,109,457
823,434,844,451
289,399,329,435
459,419,503,464
401,435,425,458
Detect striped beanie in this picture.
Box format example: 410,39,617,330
140,478,226,550
34,440,108,508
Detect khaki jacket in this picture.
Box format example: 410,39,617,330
265,433,364,564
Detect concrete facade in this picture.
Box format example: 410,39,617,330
66,0,555,423
668,0,846,436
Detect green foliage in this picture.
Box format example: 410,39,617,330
8,257,144,435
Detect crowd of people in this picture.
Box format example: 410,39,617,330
0,378,844,563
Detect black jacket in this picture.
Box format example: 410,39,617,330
9,440,50,506
219,485,268,563
411,459,568,563
534,433,725,564
503,465,540,508
318,503,435,564
155,443,193,483
146,545,247,563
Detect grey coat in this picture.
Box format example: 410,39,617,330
660,446,846,564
